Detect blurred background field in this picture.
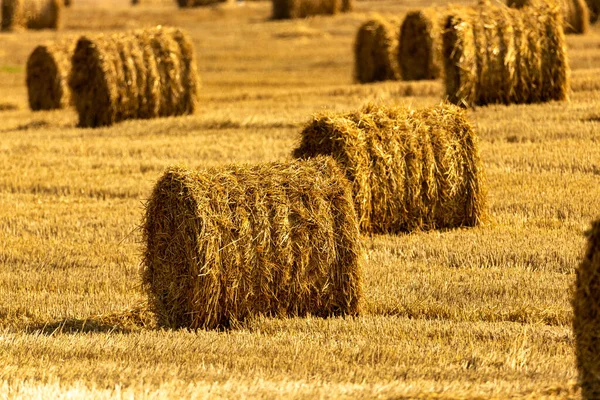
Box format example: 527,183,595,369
1,0,599,397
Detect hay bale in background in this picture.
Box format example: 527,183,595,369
68,26,200,128
443,4,570,106
586,0,600,21
293,103,487,234
26,39,75,111
398,9,443,81
176,0,227,6
272,0,344,19
63,0,70,6
573,220,600,399
507,0,589,34
143,157,362,330
1,0,62,31
354,16,400,83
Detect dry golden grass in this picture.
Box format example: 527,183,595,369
0,0,599,397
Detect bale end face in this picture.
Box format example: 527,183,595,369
398,10,443,81
354,17,400,83
26,42,73,111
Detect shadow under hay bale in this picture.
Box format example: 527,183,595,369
26,39,75,111
507,0,589,34
398,9,443,81
143,157,362,330
272,0,347,20
354,16,400,83
574,220,600,400
68,26,200,128
443,4,570,107
1,0,62,31
293,103,487,234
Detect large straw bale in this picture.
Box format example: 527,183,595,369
1,0,62,31
507,0,589,34
272,0,344,19
293,103,487,234
142,157,362,330
354,16,400,83
398,9,443,81
443,4,569,106
68,26,200,128
574,220,600,399
26,39,75,111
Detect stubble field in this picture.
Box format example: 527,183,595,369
1,0,599,397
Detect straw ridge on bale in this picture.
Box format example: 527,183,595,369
1,0,62,31
398,9,443,81
507,0,589,34
354,16,400,83
26,39,75,111
143,157,363,330
574,220,600,400
272,0,348,20
293,103,487,234
68,26,200,128
443,4,570,106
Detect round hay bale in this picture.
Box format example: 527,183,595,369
585,0,600,21
573,220,600,400
272,0,341,19
293,103,487,234
398,9,443,81
142,156,362,330
64,0,70,6
1,0,62,31
507,0,589,34
443,4,570,106
68,26,200,128
26,39,75,111
354,16,400,83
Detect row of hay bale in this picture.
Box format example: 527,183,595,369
356,1,571,106
142,102,488,329
26,26,200,127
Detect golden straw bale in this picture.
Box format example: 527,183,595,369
64,0,69,6
398,9,443,81
443,4,570,106
26,39,75,111
142,157,362,330
573,220,600,400
1,0,62,31
354,16,400,83
293,103,487,234
586,0,600,21
272,0,343,19
507,0,589,34
68,26,200,128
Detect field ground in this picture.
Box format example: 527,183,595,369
1,0,599,397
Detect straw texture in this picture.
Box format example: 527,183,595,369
69,26,200,128
354,16,400,83
443,4,570,106
507,0,589,34
26,39,75,111
574,220,600,400
293,103,487,234
398,9,443,81
1,0,62,31
143,157,362,330
272,0,346,19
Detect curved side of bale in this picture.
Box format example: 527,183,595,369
398,9,443,81
354,16,400,83
26,40,75,111
1,0,25,31
507,0,589,34
573,220,600,400
21,0,63,30
443,4,569,106
293,103,487,234
69,27,200,128
142,156,362,330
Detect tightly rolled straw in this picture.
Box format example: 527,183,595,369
143,157,362,330
354,16,400,83
398,10,443,81
1,0,62,31
272,0,346,19
443,4,570,106
507,0,589,34
573,220,600,399
69,26,200,128
26,40,75,111
293,103,487,234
